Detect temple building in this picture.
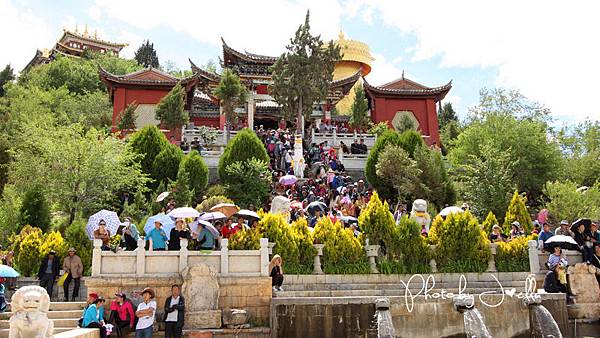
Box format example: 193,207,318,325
363,72,452,146
23,25,127,72
99,67,198,138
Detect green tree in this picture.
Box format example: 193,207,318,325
0,64,15,97
218,128,269,183
128,125,169,179
452,143,516,220
9,124,149,224
155,83,188,130
224,158,271,208
543,181,600,223
19,185,51,232
65,220,93,275
503,191,532,233
270,11,341,134
213,68,247,140
482,211,499,235
151,143,183,186
349,85,370,130
365,130,403,201
556,120,600,186
440,120,461,154
203,59,219,73
394,114,417,133
178,150,209,198
469,87,550,122
438,102,458,129
414,146,456,210
170,169,193,206
0,134,10,194
376,145,421,203
134,40,159,68
117,102,138,131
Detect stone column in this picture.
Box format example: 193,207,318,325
136,239,146,276
247,94,255,131
179,238,189,273
487,243,497,272
365,245,380,274
91,239,102,277
260,238,269,276
268,242,276,256
429,245,438,273
332,129,337,146
528,240,541,274
221,238,229,275
313,244,325,275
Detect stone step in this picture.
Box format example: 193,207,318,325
0,327,73,338
273,288,513,298
0,318,79,330
3,301,86,312
0,309,82,320
281,281,528,291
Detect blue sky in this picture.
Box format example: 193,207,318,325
2,0,599,123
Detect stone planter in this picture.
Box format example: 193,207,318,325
365,245,380,274
313,244,325,275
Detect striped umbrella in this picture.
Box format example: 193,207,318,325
86,210,121,240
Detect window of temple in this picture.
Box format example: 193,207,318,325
391,110,420,132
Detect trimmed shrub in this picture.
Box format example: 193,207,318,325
365,130,404,201
179,150,209,197
196,195,234,212
218,128,269,183
398,129,425,158
482,211,499,235
169,169,193,206
427,215,444,244
495,235,532,272
313,217,370,274
152,143,183,186
9,225,67,277
358,191,396,250
19,185,51,232
289,218,317,274
224,159,271,208
432,211,491,272
228,226,261,250
206,184,227,198
503,190,532,233
65,220,93,275
257,212,299,266
128,125,169,180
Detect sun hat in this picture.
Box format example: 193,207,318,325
115,292,126,299
68,247,76,252
560,220,569,225
492,224,501,229
141,287,155,299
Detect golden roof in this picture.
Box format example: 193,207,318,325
335,31,373,75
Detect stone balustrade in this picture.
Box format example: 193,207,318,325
527,240,583,274
91,238,270,278
311,129,377,148
338,153,369,171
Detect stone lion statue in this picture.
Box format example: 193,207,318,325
9,285,54,338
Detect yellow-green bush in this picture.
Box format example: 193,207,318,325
358,191,395,250
380,216,431,274
9,225,67,277
503,191,532,233
432,211,491,272
257,212,300,267
313,217,370,274
495,235,532,272
427,214,444,244
228,227,261,250
289,218,317,274
482,211,499,235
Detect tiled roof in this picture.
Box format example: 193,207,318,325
189,59,222,83
363,77,451,100
221,38,278,64
60,30,127,49
99,67,198,86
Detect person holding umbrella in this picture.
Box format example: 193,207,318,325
0,277,6,313
544,246,568,293
555,220,575,237
62,247,83,302
2,250,16,290
120,218,140,251
94,220,112,251
168,219,190,251
146,220,168,251
573,222,594,264
196,221,216,251
38,250,60,299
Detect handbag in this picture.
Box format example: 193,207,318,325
57,272,69,287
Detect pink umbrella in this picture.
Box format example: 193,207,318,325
537,209,549,224
279,175,297,186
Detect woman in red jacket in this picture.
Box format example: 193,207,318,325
109,292,135,338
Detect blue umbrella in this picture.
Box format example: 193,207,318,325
144,214,175,236
86,209,121,240
0,264,20,278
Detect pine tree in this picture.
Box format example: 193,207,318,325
178,150,208,199
349,86,370,130
438,102,458,129
503,190,533,233
0,64,15,97
214,68,247,141
170,168,193,206
134,40,159,68
117,102,138,131
270,10,342,134
128,125,169,181
152,143,184,186
482,211,499,235
155,83,188,130
19,185,51,232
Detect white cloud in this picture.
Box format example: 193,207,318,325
0,0,54,72
392,56,403,64
91,0,343,58
445,94,462,107
365,52,402,85
87,5,102,22
349,0,600,121
116,30,145,59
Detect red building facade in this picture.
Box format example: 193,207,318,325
363,75,451,146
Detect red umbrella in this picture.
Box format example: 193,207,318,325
290,201,304,209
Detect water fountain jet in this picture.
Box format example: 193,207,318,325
452,294,491,338
375,298,396,338
523,294,563,338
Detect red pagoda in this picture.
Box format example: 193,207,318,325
363,73,451,146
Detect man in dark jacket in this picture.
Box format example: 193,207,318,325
38,250,60,299
163,284,185,338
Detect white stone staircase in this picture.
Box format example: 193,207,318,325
0,301,86,338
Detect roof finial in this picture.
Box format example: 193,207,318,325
339,30,345,41
402,70,405,79
94,29,98,39
75,24,79,33
84,24,89,38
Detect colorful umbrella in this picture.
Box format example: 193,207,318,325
144,214,176,236
290,201,304,209
537,209,549,224
210,203,239,218
571,218,592,233
200,211,227,221
0,264,20,278
279,174,298,186
156,191,170,202
340,215,358,224
86,210,121,240
190,219,220,237
234,209,261,220
167,207,201,219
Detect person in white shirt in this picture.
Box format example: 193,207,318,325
135,288,156,338
163,284,186,338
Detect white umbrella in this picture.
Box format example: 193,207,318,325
190,219,220,237
167,207,201,219
156,191,170,202
200,211,227,221
235,209,261,220
544,235,579,251
438,206,464,217
86,210,121,240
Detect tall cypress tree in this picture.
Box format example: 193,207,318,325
134,40,159,68
0,64,15,97
349,86,370,130
155,83,188,130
